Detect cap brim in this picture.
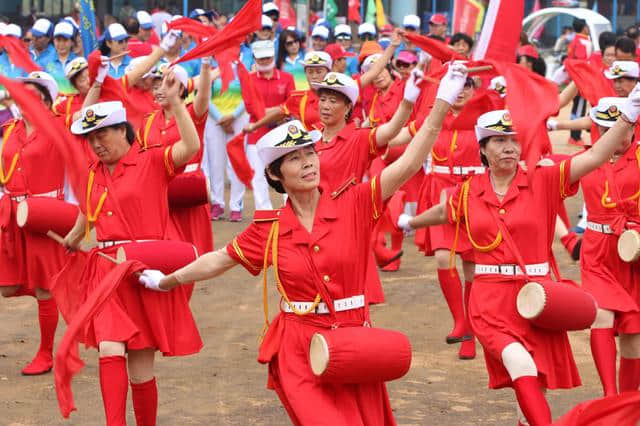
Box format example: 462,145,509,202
474,126,517,142
140,23,154,30
16,77,58,101
254,51,275,59
258,131,321,167
310,82,358,104
31,29,48,37
54,33,73,39
109,34,130,41
603,70,635,79
589,109,617,128
71,109,127,135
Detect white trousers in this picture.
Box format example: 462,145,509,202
203,113,248,212
246,144,273,210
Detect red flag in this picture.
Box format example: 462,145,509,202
348,0,362,23
214,46,240,94
564,59,616,106
473,0,524,62
174,0,261,65
237,62,265,120
0,35,41,73
166,16,218,42
87,50,127,103
489,60,558,169
276,0,297,28
0,75,89,209
554,391,640,426
450,90,506,130
406,33,466,62
226,133,254,188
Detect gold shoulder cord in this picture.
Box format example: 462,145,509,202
85,170,108,240
0,121,19,185
462,177,502,252
600,147,640,210
260,221,322,340
431,130,458,163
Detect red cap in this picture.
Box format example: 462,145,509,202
517,44,539,59
325,43,356,61
380,24,394,35
358,41,384,63
429,14,447,25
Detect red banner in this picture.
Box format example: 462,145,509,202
348,0,362,23
276,0,297,29
453,0,483,36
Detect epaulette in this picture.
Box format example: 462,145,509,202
253,209,282,222
289,90,307,98
331,176,357,199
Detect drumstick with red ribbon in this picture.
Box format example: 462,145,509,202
46,230,88,253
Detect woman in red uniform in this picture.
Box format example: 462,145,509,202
137,64,469,425
53,57,90,126
401,94,640,424
577,96,640,395
0,71,66,375
59,71,203,424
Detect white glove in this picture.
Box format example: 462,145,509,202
201,56,212,66
397,213,413,232
95,56,109,84
160,29,181,52
436,61,468,105
138,269,168,292
551,66,569,85
621,82,640,123
546,119,558,131
9,103,21,119
403,69,423,103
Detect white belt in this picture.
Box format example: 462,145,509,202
6,189,59,203
475,262,549,276
97,239,153,249
586,221,614,234
433,165,485,176
280,294,365,315
184,163,199,173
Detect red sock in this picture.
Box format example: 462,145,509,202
22,298,58,375
512,376,552,426
458,281,476,359
131,377,158,426
437,268,466,342
99,356,128,426
619,357,640,392
590,328,618,396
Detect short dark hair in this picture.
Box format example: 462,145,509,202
616,36,636,56
123,16,139,35
106,122,136,145
598,31,617,51
265,155,286,193
449,32,474,51
572,18,586,33
478,137,489,166
625,25,639,40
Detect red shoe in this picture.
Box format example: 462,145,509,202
458,337,476,360
568,137,584,147
560,232,581,261
210,204,224,221
374,245,403,268
22,351,53,375
381,258,401,272
229,211,243,222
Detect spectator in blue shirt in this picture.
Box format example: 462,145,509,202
101,23,132,79
334,24,358,76
0,23,27,79
29,18,56,63
43,21,78,95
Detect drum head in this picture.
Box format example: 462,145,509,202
309,333,329,376
618,230,640,263
15,200,28,228
116,246,127,263
516,282,546,319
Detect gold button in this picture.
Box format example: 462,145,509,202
106,211,113,216
499,208,506,214
606,197,612,202
313,245,320,252
161,130,166,135
323,274,330,282
276,211,281,216
17,167,21,171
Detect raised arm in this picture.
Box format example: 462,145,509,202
165,71,200,168
407,201,448,228
359,29,403,88
193,58,212,118
74,58,110,121
569,83,640,183
380,64,467,200
558,81,579,109
547,115,592,132
375,99,415,147
126,47,165,87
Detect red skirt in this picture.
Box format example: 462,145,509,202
470,277,581,390
169,204,214,256
414,173,473,260
581,230,640,333
265,314,396,426
51,245,202,355
0,196,67,290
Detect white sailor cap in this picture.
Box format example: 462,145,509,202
303,51,332,70
64,56,89,79
589,97,626,128
358,22,376,36
71,101,127,135
334,24,352,38
252,39,275,59
311,25,329,40
257,120,321,167
475,109,517,141
311,72,359,104
136,11,154,29
124,56,154,78
149,63,189,88
361,53,383,73
17,71,59,102
604,61,640,80
489,76,507,98
403,14,421,30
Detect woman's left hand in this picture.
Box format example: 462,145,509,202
139,269,168,292
403,69,423,103
161,70,182,108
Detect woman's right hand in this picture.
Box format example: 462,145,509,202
435,61,468,106
161,70,183,108
62,233,81,252
621,82,640,123
139,269,169,292
242,122,255,134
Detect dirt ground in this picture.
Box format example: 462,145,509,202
0,126,614,425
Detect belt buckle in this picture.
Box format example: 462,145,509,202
499,264,516,275
452,166,462,175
